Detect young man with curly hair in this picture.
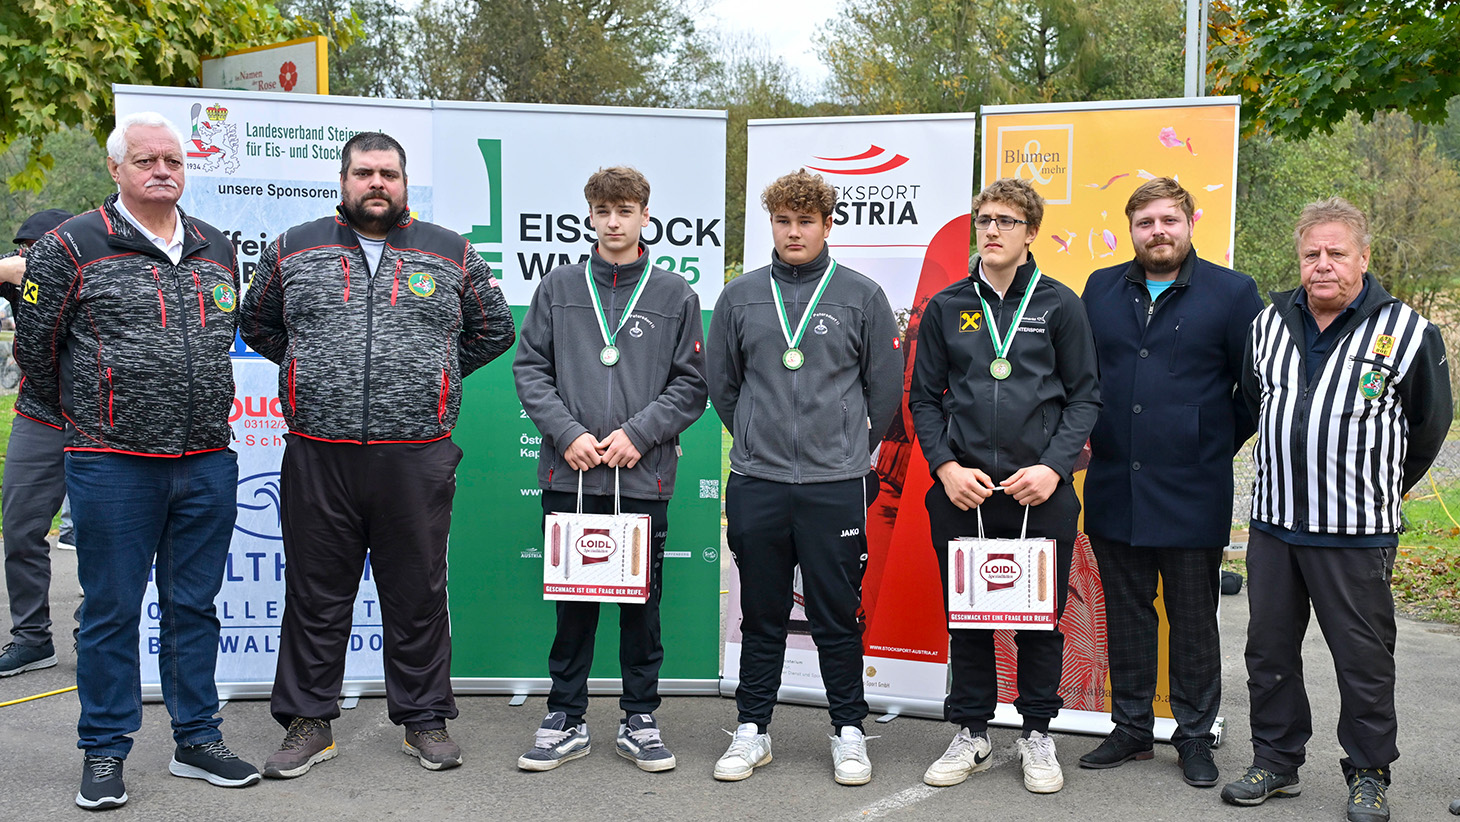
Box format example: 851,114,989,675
708,169,902,786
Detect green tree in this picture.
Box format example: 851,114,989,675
693,35,838,269
0,127,114,238
0,0,334,191
276,0,411,98
1209,0,1460,140
817,0,1185,115
411,0,709,106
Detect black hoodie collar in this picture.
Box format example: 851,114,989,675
770,244,832,283
969,253,1041,300
100,193,208,260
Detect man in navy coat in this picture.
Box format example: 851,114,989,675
1077,178,1263,787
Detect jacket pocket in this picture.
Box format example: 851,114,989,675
436,368,449,423
104,367,115,428
287,359,297,415
1168,317,1184,373
741,397,756,460
841,401,850,464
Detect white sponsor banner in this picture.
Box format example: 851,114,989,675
116,85,431,696
201,37,328,96
430,100,727,309
726,114,979,715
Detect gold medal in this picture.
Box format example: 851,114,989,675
600,345,621,367
783,348,804,370
990,357,1012,380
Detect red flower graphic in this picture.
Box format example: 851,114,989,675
279,61,298,92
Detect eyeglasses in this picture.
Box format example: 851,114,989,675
973,215,1029,231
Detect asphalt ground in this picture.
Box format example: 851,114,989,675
2,540,1458,821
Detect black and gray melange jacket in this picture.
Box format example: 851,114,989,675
514,244,708,500
14,195,239,455
2,248,68,430
240,207,515,443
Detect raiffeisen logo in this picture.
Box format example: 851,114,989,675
464,138,505,267
805,145,920,228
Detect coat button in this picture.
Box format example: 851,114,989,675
1139,348,1149,358
1132,461,1142,471
1133,404,1142,414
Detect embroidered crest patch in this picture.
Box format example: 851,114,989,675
959,310,981,332
212,283,237,312
1359,370,1387,400
408,271,435,297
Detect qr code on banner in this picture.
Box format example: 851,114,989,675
699,479,720,499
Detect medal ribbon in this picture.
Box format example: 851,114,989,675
770,260,839,350
976,267,1042,361
585,256,652,350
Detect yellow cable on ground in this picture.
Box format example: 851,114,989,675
0,685,76,708
1427,470,1460,531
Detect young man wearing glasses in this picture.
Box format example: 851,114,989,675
908,178,1100,794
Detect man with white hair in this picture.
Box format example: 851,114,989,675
1223,197,1452,822
15,111,259,810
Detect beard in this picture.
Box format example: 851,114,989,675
1134,235,1192,276
342,190,405,236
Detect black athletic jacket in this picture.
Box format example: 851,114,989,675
14,195,239,455
241,207,515,443
909,254,1101,483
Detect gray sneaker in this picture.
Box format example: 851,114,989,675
403,727,463,771
262,718,337,779
518,712,590,771
616,714,676,772
0,641,57,677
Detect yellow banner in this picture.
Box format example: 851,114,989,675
982,99,1240,295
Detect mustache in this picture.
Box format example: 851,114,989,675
145,179,179,189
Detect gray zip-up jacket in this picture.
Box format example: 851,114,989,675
514,244,708,500
241,207,515,443
709,246,903,484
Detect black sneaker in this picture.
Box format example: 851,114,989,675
0,641,57,676
76,755,127,810
263,717,337,779
517,712,590,771
616,713,677,772
1078,730,1154,769
1176,738,1219,787
403,727,463,771
169,739,261,787
1347,768,1390,822
1221,765,1301,805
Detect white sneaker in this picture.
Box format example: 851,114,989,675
713,723,772,781
1016,731,1064,793
830,726,872,785
923,728,993,786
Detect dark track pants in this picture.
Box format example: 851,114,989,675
541,491,667,722
1089,538,1223,746
727,473,868,732
271,435,462,730
927,482,1077,732
1244,528,1398,779
2,415,68,646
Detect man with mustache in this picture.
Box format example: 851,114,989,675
16,112,258,809
1078,178,1263,787
241,132,515,778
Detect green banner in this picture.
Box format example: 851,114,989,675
448,306,723,684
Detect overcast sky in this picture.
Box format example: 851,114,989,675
699,0,841,86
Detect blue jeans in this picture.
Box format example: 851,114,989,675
68,449,237,757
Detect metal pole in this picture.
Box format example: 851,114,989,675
1184,0,1201,97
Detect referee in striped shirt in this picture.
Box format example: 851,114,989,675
1223,197,1452,822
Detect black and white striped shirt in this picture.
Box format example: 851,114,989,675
1243,278,1452,536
